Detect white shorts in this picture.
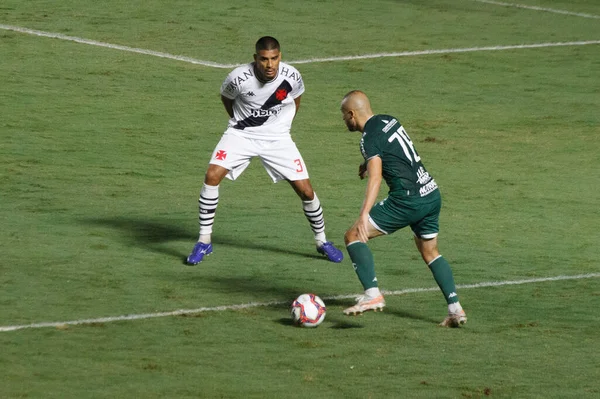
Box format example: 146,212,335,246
208,131,310,182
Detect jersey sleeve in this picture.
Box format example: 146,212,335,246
289,69,305,99
220,70,240,100
360,133,381,161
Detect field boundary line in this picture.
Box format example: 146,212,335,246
1,273,598,332
286,41,600,64
1,24,599,67
471,0,600,19
0,24,239,69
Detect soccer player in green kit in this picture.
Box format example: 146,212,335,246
340,90,466,327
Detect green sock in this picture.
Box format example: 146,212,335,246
428,256,459,304
346,242,378,290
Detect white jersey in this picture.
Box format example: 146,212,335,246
220,62,304,140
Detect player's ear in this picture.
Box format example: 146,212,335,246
253,53,257,62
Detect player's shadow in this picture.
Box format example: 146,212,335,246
214,235,324,261
326,297,440,326
199,276,303,302
275,297,368,329
82,217,191,260
81,217,324,264
276,318,364,329
387,308,440,325
192,277,365,329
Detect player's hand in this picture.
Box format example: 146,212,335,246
358,163,367,180
357,215,370,243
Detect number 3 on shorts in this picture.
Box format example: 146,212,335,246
294,159,304,173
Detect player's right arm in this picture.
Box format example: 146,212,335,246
221,95,234,118
358,162,368,179
357,156,382,242
220,66,246,119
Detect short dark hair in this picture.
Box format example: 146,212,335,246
255,36,280,53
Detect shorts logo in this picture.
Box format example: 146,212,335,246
215,150,227,160
275,89,288,101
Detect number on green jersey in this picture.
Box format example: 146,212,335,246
388,127,421,164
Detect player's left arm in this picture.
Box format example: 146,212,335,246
293,95,302,117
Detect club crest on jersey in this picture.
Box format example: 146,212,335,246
275,89,288,101
215,150,227,160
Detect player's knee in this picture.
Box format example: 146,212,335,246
298,191,314,202
419,248,439,264
299,185,315,201
204,167,226,185
416,237,439,263
344,228,358,245
204,175,219,186
290,179,314,201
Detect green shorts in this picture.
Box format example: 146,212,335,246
369,190,441,239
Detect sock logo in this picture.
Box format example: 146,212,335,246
448,292,457,298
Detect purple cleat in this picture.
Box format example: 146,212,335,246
187,242,213,265
317,241,344,263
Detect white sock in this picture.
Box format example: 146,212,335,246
199,234,211,244
448,302,463,313
302,192,327,245
198,183,219,242
365,287,382,299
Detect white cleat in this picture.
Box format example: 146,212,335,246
439,309,467,327
343,295,386,315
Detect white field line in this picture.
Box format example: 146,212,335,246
286,41,600,64
471,0,600,19
0,24,239,69
1,24,599,67
1,273,598,332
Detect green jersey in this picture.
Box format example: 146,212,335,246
360,114,438,199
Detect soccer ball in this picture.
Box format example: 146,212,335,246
291,293,326,327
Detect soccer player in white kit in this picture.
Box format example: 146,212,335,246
187,36,343,265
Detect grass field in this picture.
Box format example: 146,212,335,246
1,0,599,398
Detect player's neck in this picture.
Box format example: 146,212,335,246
358,114,375,132
253,64,278,83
